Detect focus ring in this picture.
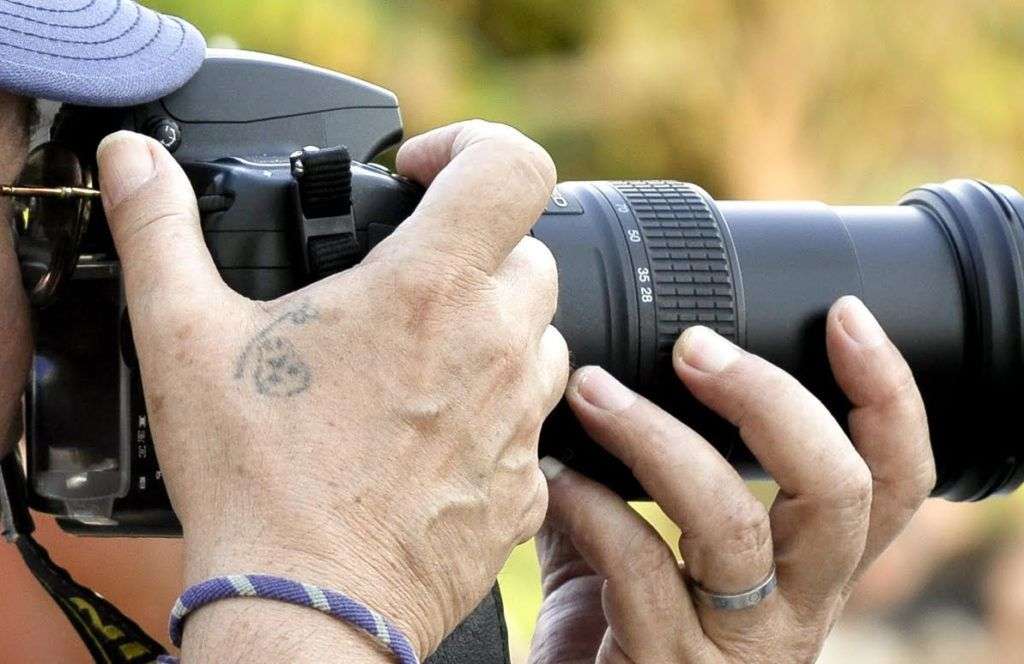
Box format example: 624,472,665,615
612,181,739,365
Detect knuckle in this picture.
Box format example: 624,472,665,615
518,473,550,540
508,140,557,198
459,118,503,139
891,456,937,513
518,235,558,278
714,498,772,557
519,248,560,318
465,124,556,200
545,328,570,375
869,368,936,506
879,360,922,410
535,330,570,415
457,119,521,153
888,387,932,458
827,460,874,517
621,527,676,578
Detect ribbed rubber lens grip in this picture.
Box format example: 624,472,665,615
611,181,740,366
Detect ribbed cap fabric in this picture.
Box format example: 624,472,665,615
0,0,206,107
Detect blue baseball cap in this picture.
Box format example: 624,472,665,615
0,0,206,107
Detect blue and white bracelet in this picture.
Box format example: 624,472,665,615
157,574,420,664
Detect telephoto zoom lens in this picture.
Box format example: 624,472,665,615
534,179,1024,501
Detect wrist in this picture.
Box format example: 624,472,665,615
182,530,435,659
180,595,394,663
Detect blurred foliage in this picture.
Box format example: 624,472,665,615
144,1,1024,660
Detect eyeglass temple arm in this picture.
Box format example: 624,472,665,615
0,185,102,199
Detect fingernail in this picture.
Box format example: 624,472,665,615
96,131,156,210
676,326,740,373
539,456,566,481
573,366,636,412
838,296,885,348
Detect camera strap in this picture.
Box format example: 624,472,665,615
1,453,168,663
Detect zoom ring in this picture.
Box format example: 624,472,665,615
612,181,739,365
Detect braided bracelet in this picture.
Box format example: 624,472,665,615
156,574,420,664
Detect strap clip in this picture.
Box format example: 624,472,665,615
290,146,361,280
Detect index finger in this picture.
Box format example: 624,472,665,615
395,120,556,274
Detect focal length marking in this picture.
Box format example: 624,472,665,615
599,182,660,382
637,266,654,303
614,181,740,358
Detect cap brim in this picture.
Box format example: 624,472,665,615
0,0,206,107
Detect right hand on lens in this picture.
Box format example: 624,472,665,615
96,119,569,658
529,303,935,664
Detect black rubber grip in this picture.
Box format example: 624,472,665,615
612,181,739,365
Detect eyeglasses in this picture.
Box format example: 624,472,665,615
1,143,100,307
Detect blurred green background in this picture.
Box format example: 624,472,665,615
81,1,1024,661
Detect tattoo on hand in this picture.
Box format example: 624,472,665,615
234,302,319,397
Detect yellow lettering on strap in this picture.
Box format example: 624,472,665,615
70,597,126,641
119,642,152,660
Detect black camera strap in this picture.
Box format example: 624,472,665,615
1,453,168,664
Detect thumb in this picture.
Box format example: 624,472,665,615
97,131,225,322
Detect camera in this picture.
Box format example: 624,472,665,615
18,50,1024,537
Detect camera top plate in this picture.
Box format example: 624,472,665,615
140,49,404,164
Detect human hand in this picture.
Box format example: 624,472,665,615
529,297,935,663
0,93,32,459
96,120,568,659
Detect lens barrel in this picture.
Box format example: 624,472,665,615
534,179,1024,501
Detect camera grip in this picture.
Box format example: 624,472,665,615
426,584,510,664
